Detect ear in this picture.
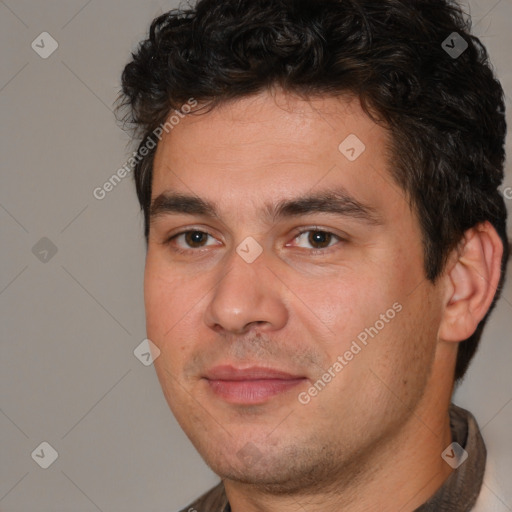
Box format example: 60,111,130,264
438,221,504,342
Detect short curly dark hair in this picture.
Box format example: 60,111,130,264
118,0,509,382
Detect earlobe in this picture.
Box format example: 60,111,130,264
438,221,503,343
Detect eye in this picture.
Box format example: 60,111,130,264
163,227,344,256
288,229,343,252
166,230,219,253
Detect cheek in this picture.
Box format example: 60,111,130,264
364,283,440,389
318,270,398,336
144,260,169,340
315,256,430,367
143,257,198,354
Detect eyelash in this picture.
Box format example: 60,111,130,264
163,227,344,256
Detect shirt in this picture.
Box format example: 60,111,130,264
179,402,486,512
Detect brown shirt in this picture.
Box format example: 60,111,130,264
180,403,486,512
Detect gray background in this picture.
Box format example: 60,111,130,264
0,0,511,510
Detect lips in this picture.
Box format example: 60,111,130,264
203,365,307,404
205,365,303,381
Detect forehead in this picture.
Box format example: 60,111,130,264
155,92,384,164
151,91,403,220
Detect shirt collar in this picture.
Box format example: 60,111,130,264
413,403,486,511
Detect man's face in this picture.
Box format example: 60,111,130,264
144,91,445,492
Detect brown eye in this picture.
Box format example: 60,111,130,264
292,229,340,251
183,231,209,248
165,230,220,253
307,231,333,249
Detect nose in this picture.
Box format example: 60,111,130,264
203,247,288,335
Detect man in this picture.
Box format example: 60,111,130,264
118,0,509,510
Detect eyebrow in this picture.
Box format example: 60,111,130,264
149,187,381,226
